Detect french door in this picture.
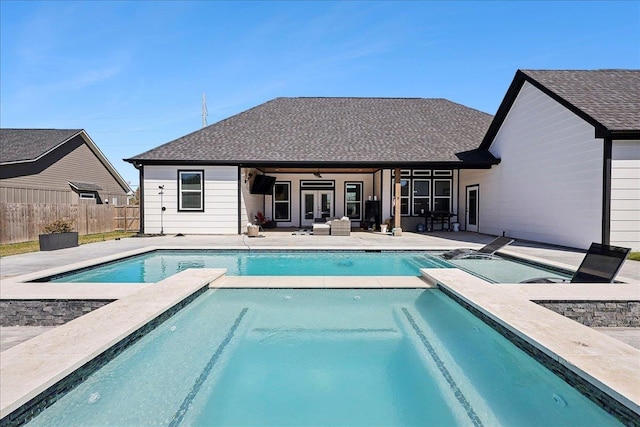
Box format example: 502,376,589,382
466,185,479,232
301,190,333,227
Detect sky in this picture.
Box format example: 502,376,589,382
1,1,639,190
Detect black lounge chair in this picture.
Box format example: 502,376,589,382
441,236,515,260
521,242,631,283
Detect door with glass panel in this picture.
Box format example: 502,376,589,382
466,185,479,232
301,190,333,227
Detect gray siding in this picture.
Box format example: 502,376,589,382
0,136,128,205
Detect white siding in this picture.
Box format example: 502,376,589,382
611,140,640,250
143,165,239,234
460,81,603,249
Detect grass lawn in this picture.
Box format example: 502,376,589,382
0,231,136,257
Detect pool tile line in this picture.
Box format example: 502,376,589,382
169,307,249,427
401,307,484,427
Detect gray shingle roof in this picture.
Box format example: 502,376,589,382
520,69,639,132
0,129,82,164
68,181,103,191
126,98,494,165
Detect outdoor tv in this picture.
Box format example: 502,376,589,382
250,175,276,195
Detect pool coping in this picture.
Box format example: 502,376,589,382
420,268,640,419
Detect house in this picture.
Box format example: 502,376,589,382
125,70,639,251
0,129,132,205
125,98,496,235
460,70,640,250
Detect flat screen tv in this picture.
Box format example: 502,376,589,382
250,175,276,195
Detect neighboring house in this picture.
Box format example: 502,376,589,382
460,70,640,250
125,98,496,235
0,129,132,205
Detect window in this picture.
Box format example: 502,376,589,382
178,170,204,211
433,180,451,212
273,182,290,221
392,179,410,215
345,182,362,220
412,179,430,215
79,193,96,199
390,170,454,215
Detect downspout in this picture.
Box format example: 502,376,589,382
237,167,242,235
138,165,145,235
456,169,460,226
602,137,612,245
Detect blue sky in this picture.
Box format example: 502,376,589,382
1,1,639,189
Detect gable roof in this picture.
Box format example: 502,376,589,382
480,69,640,148
126,97,497,168
0,129,83,163
0,128,132,193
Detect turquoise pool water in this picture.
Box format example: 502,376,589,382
48,250,453,283
25,289,622,426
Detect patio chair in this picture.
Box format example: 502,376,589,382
521,242,631,283
441,236,514,260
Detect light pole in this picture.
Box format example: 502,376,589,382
158,185,165,235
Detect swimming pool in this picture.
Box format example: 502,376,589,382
42,249,571,284
23,288,623,426
45,250,454,283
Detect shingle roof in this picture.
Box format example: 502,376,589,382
68,181,102,191
0,129,83,164
521,69,640,132
481,70,640,148
126,97,495,166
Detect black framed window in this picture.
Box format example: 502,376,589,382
393,179,410,215
391,170,453,215
273,182,290,221
345,182,363,220
412,179,430,215
178,170,204,211
433,179,451,212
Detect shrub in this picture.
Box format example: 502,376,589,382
42,219,75,234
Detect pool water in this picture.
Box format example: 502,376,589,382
26,289,622,426
48,251,453,283
447,257,570,283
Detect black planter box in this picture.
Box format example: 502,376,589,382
39,232,79,251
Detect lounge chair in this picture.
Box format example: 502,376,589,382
521,242,631,283
441,236,514,260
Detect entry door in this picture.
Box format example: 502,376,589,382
301,190,333,227
466,186,479,232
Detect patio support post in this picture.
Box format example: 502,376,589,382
394,168,401,229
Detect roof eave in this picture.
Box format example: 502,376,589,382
122,158,498,170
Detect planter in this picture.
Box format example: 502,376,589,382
380,224,388,233
39,232,79,251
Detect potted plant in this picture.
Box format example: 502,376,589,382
39,219,79,251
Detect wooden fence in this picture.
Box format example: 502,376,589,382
0,204,140,245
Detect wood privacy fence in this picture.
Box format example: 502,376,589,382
0,204,140,245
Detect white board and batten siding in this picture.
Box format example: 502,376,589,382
611,140,640,250
143,166,239,235
460,81,603,250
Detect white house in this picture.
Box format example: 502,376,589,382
125,98,496,235
460,70,639,250
125,70,639,251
